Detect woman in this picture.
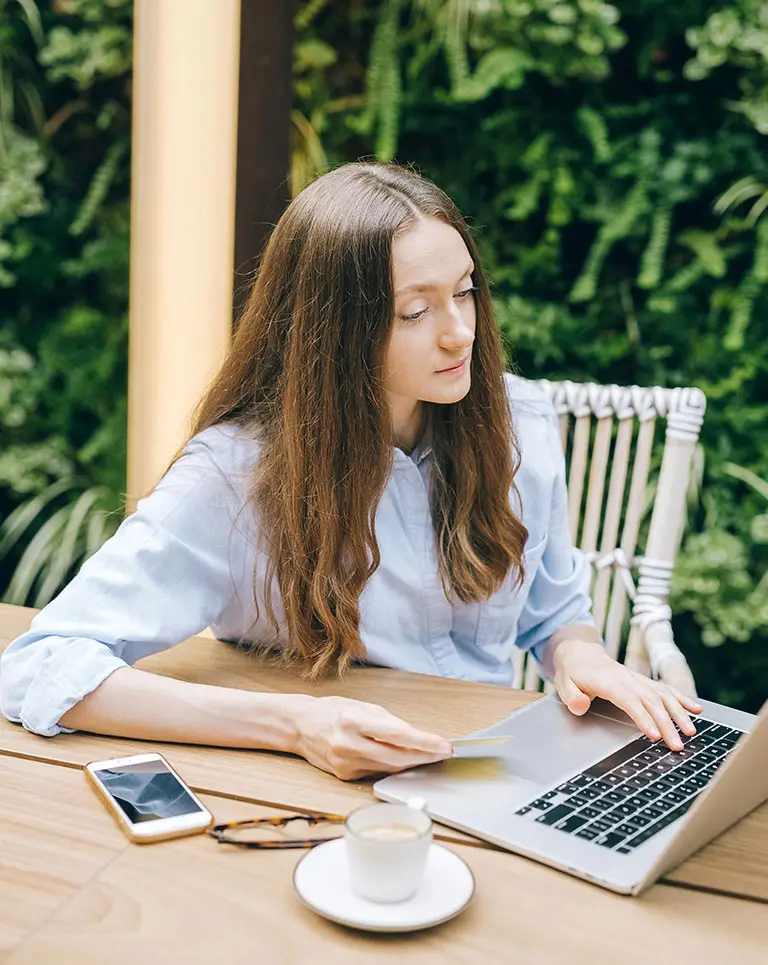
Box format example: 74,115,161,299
0,162,701,781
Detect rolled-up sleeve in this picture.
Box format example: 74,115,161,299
515,406,596,671
0,427,250,737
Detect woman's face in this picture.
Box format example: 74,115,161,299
384,217,476,444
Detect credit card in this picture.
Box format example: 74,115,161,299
439,756,509,779
449,735,513,760
450,735,512,747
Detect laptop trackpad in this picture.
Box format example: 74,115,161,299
503,698,636,785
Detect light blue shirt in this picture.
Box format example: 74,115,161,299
0,374,595,737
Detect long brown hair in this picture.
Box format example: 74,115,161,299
189,161,527,678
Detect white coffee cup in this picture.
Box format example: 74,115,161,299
344,798,432,903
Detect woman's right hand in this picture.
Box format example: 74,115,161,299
291,695,453,781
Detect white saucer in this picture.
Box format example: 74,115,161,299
293,839,475,933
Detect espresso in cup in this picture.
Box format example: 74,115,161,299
356,823,421,841
344,800,432,903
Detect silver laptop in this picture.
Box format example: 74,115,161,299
374,693,768,895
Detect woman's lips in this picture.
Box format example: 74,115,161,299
436,357,468,374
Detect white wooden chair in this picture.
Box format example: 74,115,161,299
515,379,707,698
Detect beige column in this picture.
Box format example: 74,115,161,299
126,0,241,509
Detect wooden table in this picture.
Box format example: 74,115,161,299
1,604,766,964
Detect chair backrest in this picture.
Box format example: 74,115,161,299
512,379,707,696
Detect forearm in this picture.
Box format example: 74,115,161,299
57,666,312,752
536,622,603,680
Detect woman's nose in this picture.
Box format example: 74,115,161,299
442,306,474,345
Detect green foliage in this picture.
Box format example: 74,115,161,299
0,0,131,607
685,2,768,132
295,0,768,710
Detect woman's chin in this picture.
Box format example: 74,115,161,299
428,377,471,404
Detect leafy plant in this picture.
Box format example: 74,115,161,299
0,0,131,608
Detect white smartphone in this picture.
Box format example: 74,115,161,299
84,752,214,843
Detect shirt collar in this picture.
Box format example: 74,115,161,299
409,415,433,465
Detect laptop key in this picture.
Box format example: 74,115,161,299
636,752,657,765
626,774,653,790
611,782,635,797
590,780,614,795
515,806,532,816
600,811,624,828
674,748,696,762
615,822,640,835
602,773,624,786
576,827,600,841
627,813,652,828
648,743,672,756
663,790,688,805
591,819,613,833
536,805,575,826
673,763,697,778
650,759,676,775
580,806,601,820
691,718,715,734
530,800,553,811
555,782,581,795
639,805,665,821
625,794,655,811
557,815,588,834
570,775,593,788
649,779,673,794
705,724,730,740
595,831,627,848
694,748,720,763
682,776,709,793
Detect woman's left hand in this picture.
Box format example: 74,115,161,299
552,638,703,751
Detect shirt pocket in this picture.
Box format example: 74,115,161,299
474,533,548,656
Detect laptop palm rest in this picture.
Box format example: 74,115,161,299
495,697,636,785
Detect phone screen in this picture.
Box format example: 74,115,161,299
92,758,205,824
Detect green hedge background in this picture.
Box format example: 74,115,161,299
1,0,766,710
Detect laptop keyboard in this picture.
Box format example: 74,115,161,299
514,717,743,854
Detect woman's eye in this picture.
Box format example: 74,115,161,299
401,307,428,323
455,286,477,300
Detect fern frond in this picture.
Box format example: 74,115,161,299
5,505,70,604
637,202,672,289
34,487,102,606
366,0,403,161
70,137,127,236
